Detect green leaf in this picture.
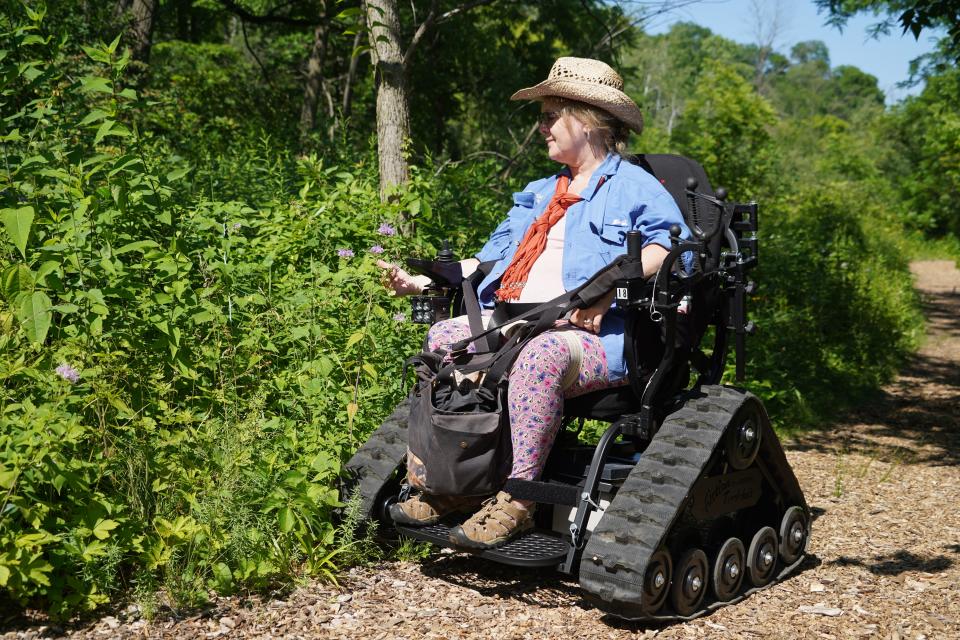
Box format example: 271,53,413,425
1,264,33,302
0,565,9,587
79,75,112,94
106,34,122,54
35,260,58,277
115,240,160,255
317,356,334,377
0,467,18,489
52,303,79,314
346,330,365,348
17,291,52,344
25,556,52,586
92,519,119,540
166,167,191,182
0,128,22,142
93,120,115,145
81,45,111,63
335,7,362,20
79,109,109,126
212,562,233,590
23,4,44,21
1,206,34,259
278,507,295,533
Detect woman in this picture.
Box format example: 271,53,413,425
378,57,690,549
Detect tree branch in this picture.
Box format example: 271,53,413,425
218,0,318,27
404,0,497,65
241,19,273,87
405,0,439,65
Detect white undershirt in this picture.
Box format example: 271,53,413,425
518,219,566,302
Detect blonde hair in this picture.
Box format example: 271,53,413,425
555,98,631,156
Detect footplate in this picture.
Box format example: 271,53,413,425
396,523,570,568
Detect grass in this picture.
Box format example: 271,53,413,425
901,231,960,264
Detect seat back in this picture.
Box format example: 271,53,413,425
566,154,728,422
630,153,723,271
630,154,726,353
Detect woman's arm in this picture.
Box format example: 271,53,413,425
377,258,481,296
569,243,668,334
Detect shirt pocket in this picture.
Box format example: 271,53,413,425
507,192,538,246
512,191,536,209
598,216,631,247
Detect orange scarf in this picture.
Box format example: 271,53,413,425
495,175,582,301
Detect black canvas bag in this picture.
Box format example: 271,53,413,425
404,254,646,497
405,351,512,496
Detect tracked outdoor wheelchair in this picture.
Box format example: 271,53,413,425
342,153,810,622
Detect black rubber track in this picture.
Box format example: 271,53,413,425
343,396,410,520
578,384,808,621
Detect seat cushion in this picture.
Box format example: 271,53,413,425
565,385,641,422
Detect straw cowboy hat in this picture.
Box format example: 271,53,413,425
511,57,643,133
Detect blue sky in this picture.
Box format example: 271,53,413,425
643,0,944,103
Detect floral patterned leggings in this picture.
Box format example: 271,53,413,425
426,316,623,481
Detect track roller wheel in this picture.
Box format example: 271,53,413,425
641,548,672,614
779,506,808,564
712,537,745,601
725,411,761,469
670,549,708,616
746,526,778,587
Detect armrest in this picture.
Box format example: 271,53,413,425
405,258,463,287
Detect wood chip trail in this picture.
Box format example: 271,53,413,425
7,260,959,640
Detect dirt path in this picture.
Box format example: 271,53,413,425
8,261,960,640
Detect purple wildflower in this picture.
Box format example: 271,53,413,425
231,222,242,231
369,245,385,255
377,222,397,237
337,248,355,259
55,363,80,383
393,312,406,322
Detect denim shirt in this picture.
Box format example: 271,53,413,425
474,153,690,381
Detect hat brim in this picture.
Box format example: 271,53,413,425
511,78,643,134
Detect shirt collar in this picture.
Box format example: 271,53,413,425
558,152,620,202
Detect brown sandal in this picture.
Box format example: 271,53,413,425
448,491,534,548
388,492,486,526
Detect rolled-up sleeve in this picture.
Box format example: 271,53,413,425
634,189,686,249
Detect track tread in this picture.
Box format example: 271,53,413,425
578,385,807,621
343,397,411,517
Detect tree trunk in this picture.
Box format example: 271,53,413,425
299,21,330,145
364,0,411,202
667,97,679,137
128,0,156,64
341,29,363,119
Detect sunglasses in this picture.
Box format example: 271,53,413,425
538,111,561,126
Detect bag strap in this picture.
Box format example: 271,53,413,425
411,255,647,395
460,272,495,353
449,253,644,355
476,255,647,394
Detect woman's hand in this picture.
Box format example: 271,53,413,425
376,260,431,296
569,289,616,334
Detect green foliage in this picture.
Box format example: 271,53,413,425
671,60,777,199
747,185,922,423
884,67,960,236
0,10,419,616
